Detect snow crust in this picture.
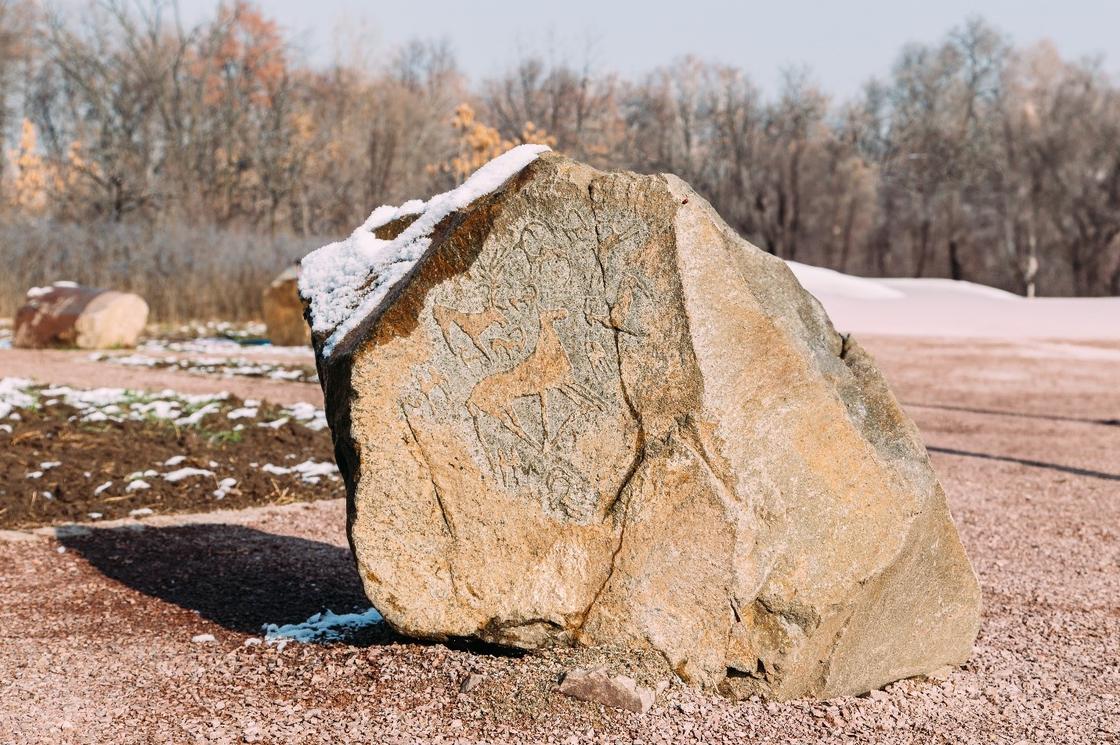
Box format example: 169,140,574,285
163,467,215,483
262,608,383,645
786,261,904,300
260,459,339,484
787,260,1120,341
300,144,550,356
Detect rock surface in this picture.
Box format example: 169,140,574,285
262,265,311,347
559,667,656,713
304,152,982,700
14,283,148,349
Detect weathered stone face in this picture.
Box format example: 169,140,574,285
14,284,148,349
263,266,312,347
308,154,981,700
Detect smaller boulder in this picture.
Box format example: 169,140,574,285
13,282,148,349
262,265,311,347
559,667,657,714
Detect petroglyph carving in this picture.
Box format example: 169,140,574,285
433,299,504,362
466,307,604,451
315,153,981,702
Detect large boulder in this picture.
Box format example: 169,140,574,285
263,265,311,347
13,282,148,349
300,147,981,700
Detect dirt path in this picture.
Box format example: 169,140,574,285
0,335,1117,743
0,348,322,407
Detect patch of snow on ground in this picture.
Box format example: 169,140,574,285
258,417,290,430
787,261,1120,340
174,402,221,427
786,261,904,300
0,378,37,418
212,477,237,500
139,338,311,357
261,460,339,484
262,608,382,645
283,402,327,431
300,144,550,356
163,467,215,482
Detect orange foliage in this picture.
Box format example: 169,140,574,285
195,1,287,107
432,103,557,181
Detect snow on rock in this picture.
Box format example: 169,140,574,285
163,455,187,466
262,608,382,645
126,480,151,492
300,144,550,356
93,481,113,496
40,461,61,470
129,507,154,517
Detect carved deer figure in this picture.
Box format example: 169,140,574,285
467,307,604,450
432,282,504,361
489,327,524,358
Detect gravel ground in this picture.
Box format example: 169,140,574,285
0,348,321,407
0,335,1117,743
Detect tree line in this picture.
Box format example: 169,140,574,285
2,0,1119,297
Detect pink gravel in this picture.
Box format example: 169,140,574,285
0,335,1117,743
0,347,322,407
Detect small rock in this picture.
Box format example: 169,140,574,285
14,283,148,349
868,689,890,702
459,672,484,693
559,667,656,714
191,633,216,644
262,265,312,346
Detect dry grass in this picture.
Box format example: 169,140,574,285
0,218,326,321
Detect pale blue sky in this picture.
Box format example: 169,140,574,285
176,0,1117,99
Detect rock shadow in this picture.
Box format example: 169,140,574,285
58,523,386,638
57,522,527,656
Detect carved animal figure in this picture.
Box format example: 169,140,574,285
467,308,603,450
489,329,524,358
433,303,504,361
